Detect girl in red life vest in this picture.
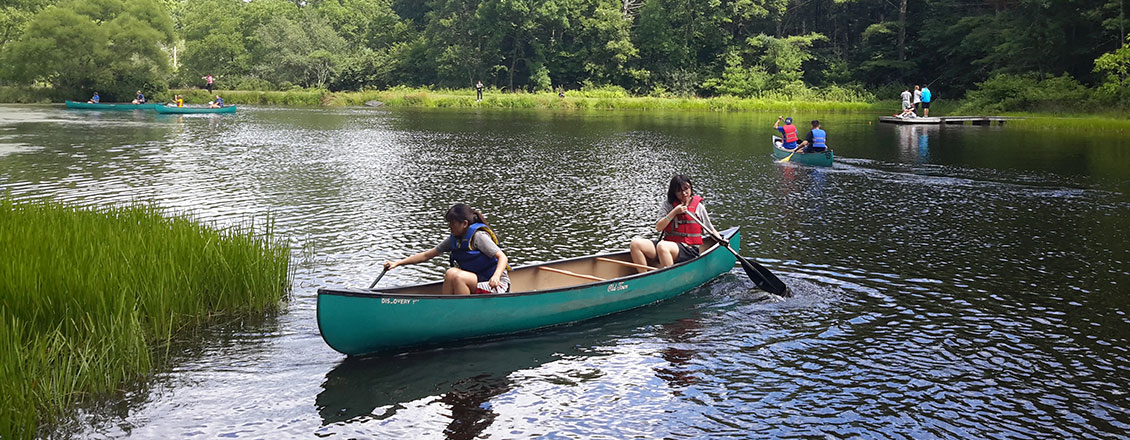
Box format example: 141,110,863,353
384,204,511,295
629,175,717,273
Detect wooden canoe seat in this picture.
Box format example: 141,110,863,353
595,257,655,271
539,266,605,282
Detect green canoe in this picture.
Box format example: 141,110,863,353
317,227,741,356
772,136,834,167
154,105,237,114
64,100,159,111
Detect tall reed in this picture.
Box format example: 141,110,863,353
0,197,292,438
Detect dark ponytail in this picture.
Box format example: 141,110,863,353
444,203,488,226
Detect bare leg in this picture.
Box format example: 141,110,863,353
629,238,657,273
443,267,478,295
656,241,681,268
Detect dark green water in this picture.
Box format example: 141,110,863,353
1,105,1128,438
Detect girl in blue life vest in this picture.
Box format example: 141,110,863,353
628,175,717,273
384,204,511,295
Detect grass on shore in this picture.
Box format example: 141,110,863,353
0,196,292,439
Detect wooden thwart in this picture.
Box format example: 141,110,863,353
596,257,655,271
539,266,606,282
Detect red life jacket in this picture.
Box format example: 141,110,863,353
664,195,704,245
782,124,799,143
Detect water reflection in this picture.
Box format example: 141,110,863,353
894,124,938,163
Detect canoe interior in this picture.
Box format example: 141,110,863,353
367,231,730,295
772,136,834,166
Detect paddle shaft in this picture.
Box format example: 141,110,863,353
681,210,789,296
368,267,388,289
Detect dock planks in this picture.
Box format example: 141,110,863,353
878,116,1020,126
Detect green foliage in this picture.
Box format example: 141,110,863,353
0,0,174,100
959,73,1092,114
1094,40,1130,106
0,196,291,439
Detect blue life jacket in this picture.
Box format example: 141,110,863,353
137,93,145,103
215,97,224,107
450,223,500,282
810,128,827,150
91,94,100,103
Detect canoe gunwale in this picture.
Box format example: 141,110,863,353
316,226,739,300
771,136,834,166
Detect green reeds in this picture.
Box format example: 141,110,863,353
0,197,291,438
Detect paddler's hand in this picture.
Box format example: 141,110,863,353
489,274,501,288
384,260,398,270
671,204,687,216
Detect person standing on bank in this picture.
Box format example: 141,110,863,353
202,74,214,94
629,175,717,273
476,80,484,101
384,204,511,294
774,116,800,150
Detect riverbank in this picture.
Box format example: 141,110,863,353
0,197,292,438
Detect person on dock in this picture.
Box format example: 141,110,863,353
629,175,717,273
476,80,484,101
209,95,224,108
203,74,214,93
921,85,932,117
913,85,922,114
87,92,100,104
798,120,828,153
896,88,916,118
775,116,800,150
132,90,146,105
384,204,511,295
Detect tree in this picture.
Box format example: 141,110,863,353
1,0,174,100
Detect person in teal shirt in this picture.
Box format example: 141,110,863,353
921,86,933,117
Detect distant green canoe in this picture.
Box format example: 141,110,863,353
64,100,159,111
317,227,741,356
154,105,237,114
772,136,834,167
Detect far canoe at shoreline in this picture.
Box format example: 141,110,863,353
64,100,159,111
154,104,237,114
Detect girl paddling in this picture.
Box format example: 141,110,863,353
385,204,510,294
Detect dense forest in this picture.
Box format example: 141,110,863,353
3,0,1130,111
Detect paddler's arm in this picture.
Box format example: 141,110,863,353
655,204,687,232
386,248,440,270
489,250,508,288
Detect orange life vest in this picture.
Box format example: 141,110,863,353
782,124,799,143
663,195,704,245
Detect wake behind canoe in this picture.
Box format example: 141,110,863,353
316,227,740,356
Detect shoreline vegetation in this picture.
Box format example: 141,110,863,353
0,197,292,439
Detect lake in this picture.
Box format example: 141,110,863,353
1,105,1127,438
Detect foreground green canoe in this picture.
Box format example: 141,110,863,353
772,135,834,167
317,227,740,356
64,100,159,110
154,105,237,114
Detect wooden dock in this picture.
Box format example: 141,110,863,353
878,116,1020,126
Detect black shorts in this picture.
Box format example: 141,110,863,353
922,101,930,109
654,239,701,263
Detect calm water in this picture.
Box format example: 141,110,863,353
1,105,1128,438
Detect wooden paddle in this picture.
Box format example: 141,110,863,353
682,211,789,297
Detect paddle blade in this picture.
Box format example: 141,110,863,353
737,257,789,297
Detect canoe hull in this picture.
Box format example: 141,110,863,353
64,100,158,111
317,228,741,356
772,136,834,167
154,105,237,114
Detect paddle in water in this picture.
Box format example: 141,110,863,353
684,211,790,297
368,267,388,289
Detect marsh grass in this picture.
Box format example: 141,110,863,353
0,197,291,438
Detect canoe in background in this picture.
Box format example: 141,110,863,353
772,136,834,167
154,105,237,114
317,227,741,356
64,100,159,110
